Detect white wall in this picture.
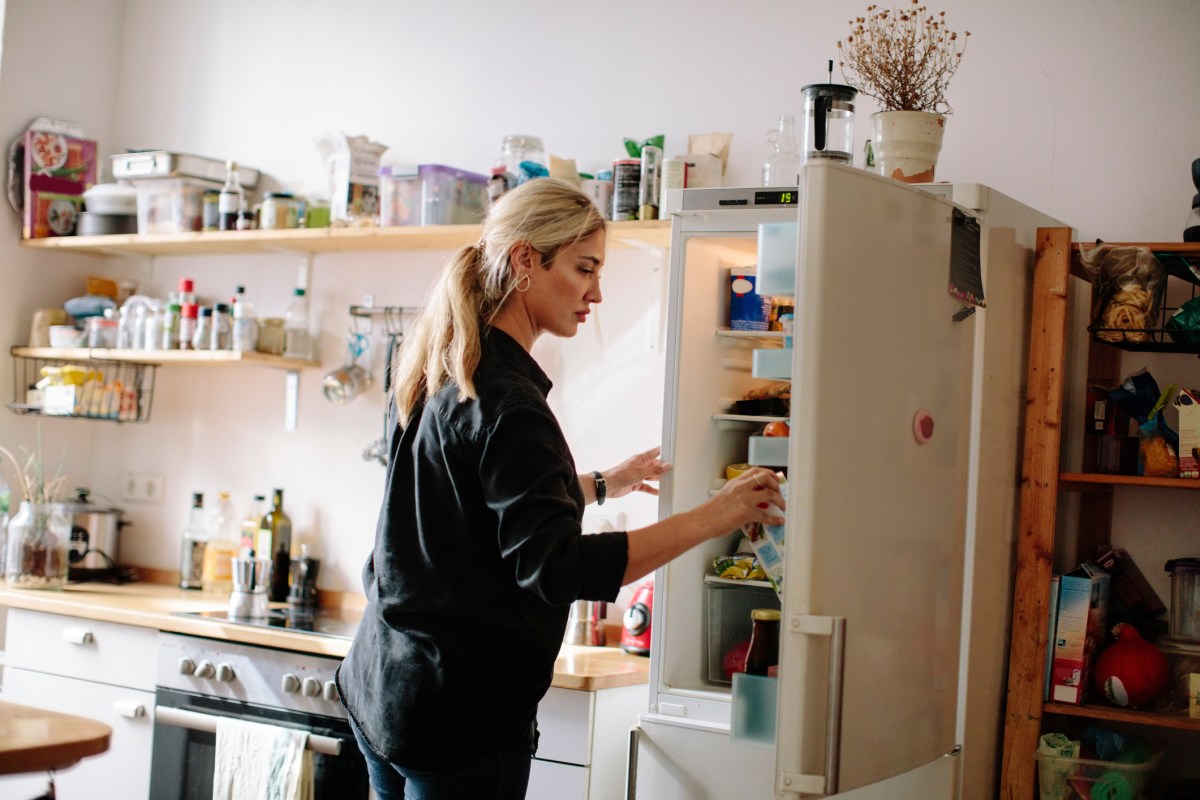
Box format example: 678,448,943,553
1,0,1198,596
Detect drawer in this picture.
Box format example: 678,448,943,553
0,667,155,800
536,687,592,766
5,608,157,691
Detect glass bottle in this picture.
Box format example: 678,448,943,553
4,502,71,590
262,488,293,602
744,608,781,676
160,302,181,350
0,473,10,577
179,492,207,590
192,307,214,350
283,288,311,359
210,302,232,350
201,491,239,595
179,303,198,350
219,161,244,232
241,494,266,556
232,300,259,353
762,115,802,188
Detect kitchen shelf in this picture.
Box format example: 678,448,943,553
1043,701,1200,732
1058,472,1200,490
17,219,672,257
11,346,318,369
703,575,774,590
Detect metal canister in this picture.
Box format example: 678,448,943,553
612,159,641,221
638,146,662,220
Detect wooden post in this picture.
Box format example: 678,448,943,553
999,227,1072,800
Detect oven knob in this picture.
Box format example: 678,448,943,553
322,680,339,702
178,657,196,676
281,673,301,694
215,663,236,683
194,660,216,679
301,677,321,697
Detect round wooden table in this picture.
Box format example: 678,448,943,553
0,700,111,775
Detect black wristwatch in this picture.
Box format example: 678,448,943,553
591,470,606,505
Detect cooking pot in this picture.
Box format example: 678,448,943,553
63,487,129,575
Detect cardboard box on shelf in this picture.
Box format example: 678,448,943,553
21,129,97,239
1094,548,1167,623
1050,562,1110,705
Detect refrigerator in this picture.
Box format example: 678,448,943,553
630,163,1065,799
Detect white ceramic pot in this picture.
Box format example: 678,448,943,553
870,111,946,183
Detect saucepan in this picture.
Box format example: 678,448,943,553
323,332,372,405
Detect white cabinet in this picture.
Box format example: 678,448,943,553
529,684,644,800
0,609,157,799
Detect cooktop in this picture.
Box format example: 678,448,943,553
176,606,361,640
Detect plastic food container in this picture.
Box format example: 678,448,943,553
134,178,221,233
1165,558,1200,639
379,164,488,227
1035,741,1163,800
1156,635,1200,713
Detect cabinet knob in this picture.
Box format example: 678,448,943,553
61,627,94,645
178,657,196,675
322,680,339,702
215,663,236,683
194,659,215,679
281,673,300,694
112,699,146,718
301,677,321,697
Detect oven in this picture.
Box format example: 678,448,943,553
149,631,371,799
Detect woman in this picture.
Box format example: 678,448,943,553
337,178,785,799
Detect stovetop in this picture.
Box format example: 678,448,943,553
175,606,361,640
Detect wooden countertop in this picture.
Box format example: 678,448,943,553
0,582,650,691
0,700,111,775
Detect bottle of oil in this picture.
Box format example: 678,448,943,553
262,488,292,602
241,494,266,556
201,492,239,595
218,161,244,232
179,492,207,590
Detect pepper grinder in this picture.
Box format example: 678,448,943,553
287,543,321,613
1185,157,1200,242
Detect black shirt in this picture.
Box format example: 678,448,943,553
337,328,629,769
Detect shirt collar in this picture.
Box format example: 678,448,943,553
483,327,553,397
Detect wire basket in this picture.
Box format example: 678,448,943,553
1087,250,1200,352
8,355,156,422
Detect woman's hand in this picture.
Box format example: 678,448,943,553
596,447,671,502
702,468,786,535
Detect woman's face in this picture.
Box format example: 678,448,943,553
524,228,606,339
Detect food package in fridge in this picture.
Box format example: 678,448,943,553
740,479,787,596
20,129,97,238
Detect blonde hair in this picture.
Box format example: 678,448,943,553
392,178,606,426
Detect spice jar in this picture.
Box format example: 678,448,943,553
5,502,71,590
257,317,286,355
261,192,300,230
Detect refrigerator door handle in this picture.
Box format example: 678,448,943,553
625,724,641,800
778,615,846,798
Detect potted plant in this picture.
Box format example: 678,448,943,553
837,2,970,182
1,434,71,589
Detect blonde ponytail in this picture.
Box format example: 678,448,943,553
392,179,605,426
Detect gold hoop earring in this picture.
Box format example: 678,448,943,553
514,274,531,293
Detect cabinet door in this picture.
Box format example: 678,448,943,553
536,688,592,765
5,608,157,691
528,758,588,800
0,668,155,799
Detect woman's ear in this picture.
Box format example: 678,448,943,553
509,241,541,274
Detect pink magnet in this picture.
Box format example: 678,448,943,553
913,410,934,443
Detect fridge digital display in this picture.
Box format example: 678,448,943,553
753,190,798,206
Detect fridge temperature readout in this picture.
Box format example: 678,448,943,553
754,190,798,206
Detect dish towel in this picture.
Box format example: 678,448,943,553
212,717,314,800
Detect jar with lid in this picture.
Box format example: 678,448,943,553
86,316,118,348
210,303,232,350
261,193,300,230
497,135,546,185
4,502,71,590
201,189,221,231
192,307,214,350
179,303,198,350
256,317,286,355
745,608,781,676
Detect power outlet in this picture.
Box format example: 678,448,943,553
122,471,165,505
583,510,627,534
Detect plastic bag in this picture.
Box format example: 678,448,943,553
1166,296,1200,347
1079,244,1165,343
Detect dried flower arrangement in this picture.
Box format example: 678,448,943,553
837,2,970,114
0,433,70,506
1,430,71,588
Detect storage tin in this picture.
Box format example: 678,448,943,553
1166,558,1200,640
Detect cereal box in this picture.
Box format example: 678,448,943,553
22,129,97,239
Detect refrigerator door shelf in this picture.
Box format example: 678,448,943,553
747,435,789,467
751,348,793,379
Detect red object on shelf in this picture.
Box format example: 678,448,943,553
621,580,653,656
1093,623,1168,708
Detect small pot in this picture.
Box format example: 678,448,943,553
62,488,129,574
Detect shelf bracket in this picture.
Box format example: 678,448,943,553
284,369,299,431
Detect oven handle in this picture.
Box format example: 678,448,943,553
154,705,344,756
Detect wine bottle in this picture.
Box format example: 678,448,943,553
179,492,207,590
263,488,292,602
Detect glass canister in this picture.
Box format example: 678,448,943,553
800,83,857,164
5,501,71,589
256,317,286,355
1166,558,1200,639
497,135,546,184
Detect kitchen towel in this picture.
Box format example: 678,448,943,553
212,717,313,800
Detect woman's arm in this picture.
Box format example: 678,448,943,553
578,446,670,505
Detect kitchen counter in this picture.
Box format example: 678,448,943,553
0,582,650,691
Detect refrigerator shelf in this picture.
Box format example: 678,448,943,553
703,575,775,590
712,413,787,431
715,328,787,343
747,435,789,467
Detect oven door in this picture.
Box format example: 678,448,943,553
150,687,371,799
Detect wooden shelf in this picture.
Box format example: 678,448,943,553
1059,472,1200,490
11,346,318,369
17,219,671,257
1044,701,1200,732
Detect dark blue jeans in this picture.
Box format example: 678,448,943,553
350,717,532,800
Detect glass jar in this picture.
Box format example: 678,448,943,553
5,501,71,590
261,193,300,230
257,317,286,355
497,135,546,184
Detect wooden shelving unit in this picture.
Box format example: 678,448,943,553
1000,234,1200,799
17,219,672,257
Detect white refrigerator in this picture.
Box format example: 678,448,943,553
630,163,1065,800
